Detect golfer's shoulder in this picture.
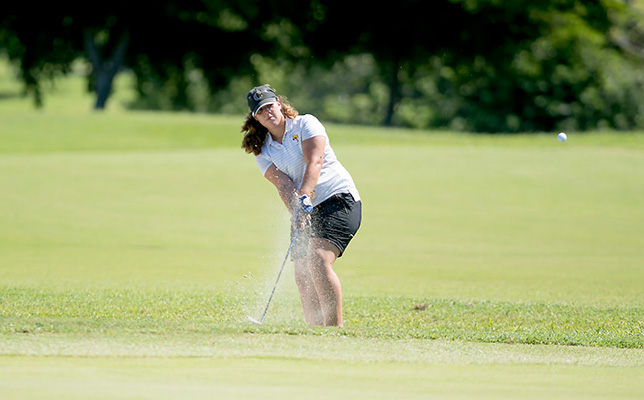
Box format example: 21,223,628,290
293,114,325,137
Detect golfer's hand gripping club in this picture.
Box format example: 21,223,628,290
295,195,313,227
298,195,313,213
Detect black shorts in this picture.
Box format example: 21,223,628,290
291,192,362,260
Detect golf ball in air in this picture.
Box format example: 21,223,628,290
557,132,567,142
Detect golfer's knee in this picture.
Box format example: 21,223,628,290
308,250,332,273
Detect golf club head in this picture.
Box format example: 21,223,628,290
246,316,262,325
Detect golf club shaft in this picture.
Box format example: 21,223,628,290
258,225,300,323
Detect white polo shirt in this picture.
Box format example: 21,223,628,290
255,114,360,207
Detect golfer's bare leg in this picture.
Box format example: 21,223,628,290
294,259,324,325
309,238,342,326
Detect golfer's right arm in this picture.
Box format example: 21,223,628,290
264,164,297,214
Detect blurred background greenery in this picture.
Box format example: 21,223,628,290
3,0,644,132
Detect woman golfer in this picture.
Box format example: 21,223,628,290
241,85,361,326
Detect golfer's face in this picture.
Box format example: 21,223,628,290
255,102,282,127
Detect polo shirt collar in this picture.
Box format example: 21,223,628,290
266,119,293,147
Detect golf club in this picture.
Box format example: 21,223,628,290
247,223,301,325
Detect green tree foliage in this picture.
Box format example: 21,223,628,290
0,6,80,107
429,0,644,132
2,0,644,131
0,1,292,110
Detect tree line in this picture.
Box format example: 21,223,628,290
2,0,644,132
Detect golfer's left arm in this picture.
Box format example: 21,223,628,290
298,136,325,199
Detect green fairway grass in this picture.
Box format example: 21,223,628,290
1,61,643,398
1,337,643,400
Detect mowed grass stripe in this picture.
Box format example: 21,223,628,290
2,146,643,304
1,288,642,348
2,332,643,366
1,355,642,400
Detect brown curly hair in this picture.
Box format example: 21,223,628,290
241,93,298,156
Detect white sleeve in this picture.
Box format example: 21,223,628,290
255,153,272,176
300,115,327,141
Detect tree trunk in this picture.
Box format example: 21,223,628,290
84,30,129,110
